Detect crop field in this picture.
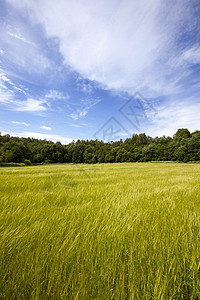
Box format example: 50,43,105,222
0,162,200,299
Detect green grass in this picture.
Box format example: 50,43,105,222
0,162,200,299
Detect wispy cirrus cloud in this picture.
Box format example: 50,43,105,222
45,90,69,101
0,73,27,95
0,2,65,94
69,124,83,128
12,121,30,127
0,22,51,79
181,45,200,65
68,97,101,120
75,75,100,94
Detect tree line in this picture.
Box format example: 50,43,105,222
0,128,200,164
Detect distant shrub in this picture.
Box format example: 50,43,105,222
24,159,32,166
42,159,52,164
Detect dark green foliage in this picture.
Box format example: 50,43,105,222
0,128,199,164
174,128,191,140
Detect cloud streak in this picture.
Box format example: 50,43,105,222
12,121,30,127
68,97,101,120
40,125,52,130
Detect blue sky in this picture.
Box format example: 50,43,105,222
0,0,200,143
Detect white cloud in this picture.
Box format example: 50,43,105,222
69,124,82,128
68,97,101,120
45,90,68,100
40,125,52,130
0,73,27,95
0,19,51,79
2,0,199,140
1,131,74,144
0,90,47,112
68,113,79,121
119,132,129,137
0,74,48,112
14,98,47,112
182,45,200,65
144,99,200,137
0,83,8,90
12,121,30,127
7,0,197,96
0,87,14,104
7,31,29,44
75,76,99,94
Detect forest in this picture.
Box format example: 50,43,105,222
0,128,200,164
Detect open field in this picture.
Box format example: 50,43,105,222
0,162,200,299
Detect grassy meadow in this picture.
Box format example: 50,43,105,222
0,162,200,299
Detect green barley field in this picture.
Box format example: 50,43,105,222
0,163,200,299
